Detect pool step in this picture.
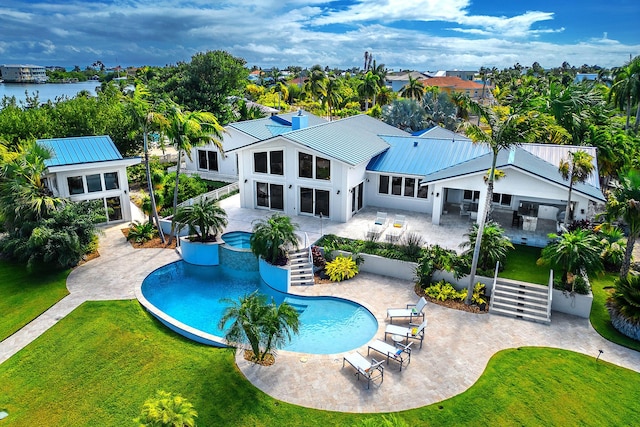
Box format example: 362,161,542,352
283,299,308,314
288,248,315,286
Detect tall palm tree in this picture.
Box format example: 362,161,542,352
125,84,169,242
400,76,425,101
460,102,528,303
609,55,640,131
164,103,225,244
370,61,388,106
450,91,471,120
558,150,595,227
604,169,640,278
303,68,327,103
358,71,380,110
322,74,342,120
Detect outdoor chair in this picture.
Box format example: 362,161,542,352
387,297,427,324
342,352,384,389
385,215,407,242
366,211,388,240
459,203,470,217
367,339,412,371
384,319,427,349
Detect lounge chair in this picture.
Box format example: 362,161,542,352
384,319,427,349
366,211,388,240
342,352,384,389
385,215,407,242
387,297,427,324
367,339,412,371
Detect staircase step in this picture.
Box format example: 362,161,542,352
290,278,314,286
490,306,550,324
491,294,549,310
493,288,548,304
495,283,548,296
495,279,549,293
491,301,548,316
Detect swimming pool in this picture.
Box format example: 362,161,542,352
221,231,252,249
140,261,378,354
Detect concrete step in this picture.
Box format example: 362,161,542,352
493,288,548,304
492,300,548,316
495,279,549,295
492,294,549,310
290,278,314,286
490,306,551,325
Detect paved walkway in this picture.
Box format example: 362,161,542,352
1,196,639,414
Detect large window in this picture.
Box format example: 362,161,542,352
198,150,218,171
86,174,102,193
378,175,389,194
256,182,284,211
300,188,330,217
493,192,513,206
464,190,480,201
391,176,402,196
404,178,415,197
315,157,330,180
378,175,428,200
270,150,283,175
254,150,283,175
67,176,84,195
417,180,428,199
254,152,268,173
298,153,313,178
298,152,330,180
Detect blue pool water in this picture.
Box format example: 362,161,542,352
221,231,252,249
141,261,378,354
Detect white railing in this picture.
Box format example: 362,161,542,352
166,167,238,184
178,182,239,208
547,269,554,318
304,232,312,264
489,261,500,312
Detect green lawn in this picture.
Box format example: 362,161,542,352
589,272,640,352
0,260,69,341
1,300,639,426
499,244,550,285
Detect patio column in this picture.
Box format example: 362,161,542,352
475,189,488,224
431,184,444,225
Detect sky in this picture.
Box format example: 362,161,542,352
1,0,638,72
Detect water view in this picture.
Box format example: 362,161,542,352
0,81,102,106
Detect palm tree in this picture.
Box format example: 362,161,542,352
460,102,528,303
450,91,471,120
218,291,300,362
538,229,603,291
460,221,514,273
250,213,299,265
125,83,169,242
322,74,342,120
358,71,380,110
173,198,227,242
164,103,225,244
609,55,640,131
135,390,197,427
558,150,595,227
400,76,425,101
604,169,640,278
303,68,327,103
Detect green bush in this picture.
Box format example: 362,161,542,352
126,221,158,244
424,280,466,302
325,255,359,282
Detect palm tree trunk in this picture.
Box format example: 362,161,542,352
625,96,631,130
634,102,640,132
620,233,636,278
144,129,165,243
563,180,574,227
167,148,183,245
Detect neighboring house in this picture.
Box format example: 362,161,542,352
420,76,490,101
385,71,430,92
0,64,48,83
183,111,327,182
40,135,140,223
445,70,477,81
574,73,599,84
222,113,604,228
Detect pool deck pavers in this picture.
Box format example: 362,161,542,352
1,196,640,413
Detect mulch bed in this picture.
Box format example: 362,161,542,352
121,228,177,249
243,350,275,366
414,283,488,314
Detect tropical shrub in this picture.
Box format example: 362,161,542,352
424,280,466,302
472,282,488,306
460,221,514,273
311,245,326,269
173,198,227,242
415,245,461,287
218,291,300,362
250,214,299,265
400,232,424,259
607,274,640,341
159,172,208,207
126,220,158,243
597,225,626,271
134,390,197,427
325,254,359,282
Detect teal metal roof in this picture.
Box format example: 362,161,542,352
368,137,488,176
229,111,326,140
415,126,471,141
40,135,123,167
283,115,409,165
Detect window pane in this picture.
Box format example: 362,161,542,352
378,175,389,194
106,196,122,221
270,150,284,175
270,184,284,210
298,153,313,178
417,180,428,198
404,178,415,197
104,172,119,190
315,190,330,217
254,152,268,173
86,174,102,193
501,194,512,206
300,187,313,213
493,192,501,203
463,189,473,200
208,151,218,171
316,157,330,180
67,176,84,195
391,176,402,196
256,182,269,207
198,150,208,169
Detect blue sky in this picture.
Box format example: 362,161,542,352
1,0,638,71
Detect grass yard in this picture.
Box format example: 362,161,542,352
1,300,639,426
589,272,640,352
0,260,69,341
499,244,550,285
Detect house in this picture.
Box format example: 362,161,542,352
0,64,48,83
420,76,490,101
186,112,605,245
183,111,327,182
385,71,430,92
40,135,140,223
445,70,477,81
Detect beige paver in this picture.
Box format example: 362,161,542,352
1,195,639,414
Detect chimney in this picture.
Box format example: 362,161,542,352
291,109,308,130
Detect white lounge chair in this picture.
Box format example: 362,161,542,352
387,297,427,324
366,211,388,240
342,352,384,389
385,215,407,242
384,319,427,349
367,339,412,371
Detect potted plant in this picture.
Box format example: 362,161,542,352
250,214,299,266
174,197,228,265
